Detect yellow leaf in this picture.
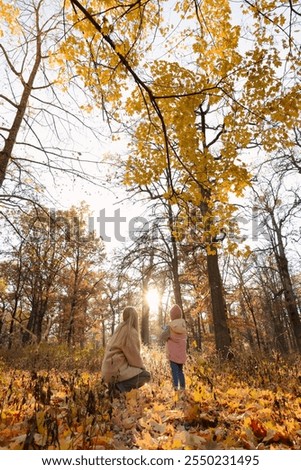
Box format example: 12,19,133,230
36,411,46,435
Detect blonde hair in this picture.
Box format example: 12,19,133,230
109,306,140,348
123,306,139,332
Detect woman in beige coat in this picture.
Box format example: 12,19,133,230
101,306,150,393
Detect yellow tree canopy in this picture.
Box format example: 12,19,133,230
57,0,300,246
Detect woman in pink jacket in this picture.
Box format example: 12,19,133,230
160,304,187,390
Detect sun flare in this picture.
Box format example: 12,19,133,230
146,287,160,311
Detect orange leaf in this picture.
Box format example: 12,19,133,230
250,418,267,439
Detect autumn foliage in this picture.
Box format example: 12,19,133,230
0,0,301,452
1,346,301,450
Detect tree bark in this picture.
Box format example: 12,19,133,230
275,249,301,352
141,259,153,345
167,203,184,314
206,249,232,358
0,9,42,187
271,214,301,352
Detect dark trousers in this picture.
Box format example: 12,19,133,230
116,370,151,393
170,361,185,390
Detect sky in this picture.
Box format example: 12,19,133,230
2,0,300,257
39,0,246,249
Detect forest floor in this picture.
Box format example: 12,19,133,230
0,346,301,450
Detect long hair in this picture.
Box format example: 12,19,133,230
110,306,140,347
122,306,139,331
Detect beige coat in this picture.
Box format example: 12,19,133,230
101,323,145,384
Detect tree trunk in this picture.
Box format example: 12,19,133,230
101,315,106,347
22,303,37,344
67,246,80,346
239,289,261,351
272,215,301,352
141,272,151,345
206,249,232,358
167,203,184,314
197,314,202,351
35,297,49,343
0,14,42,187
8,306,17,349
276,250,301,352
141,301,150,345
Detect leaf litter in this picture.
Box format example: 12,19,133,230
0,349,301,450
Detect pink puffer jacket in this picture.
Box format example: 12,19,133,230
166,318,187,364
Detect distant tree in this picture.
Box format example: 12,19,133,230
0,203,106,346
252,173,301,352
56,205,106,347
